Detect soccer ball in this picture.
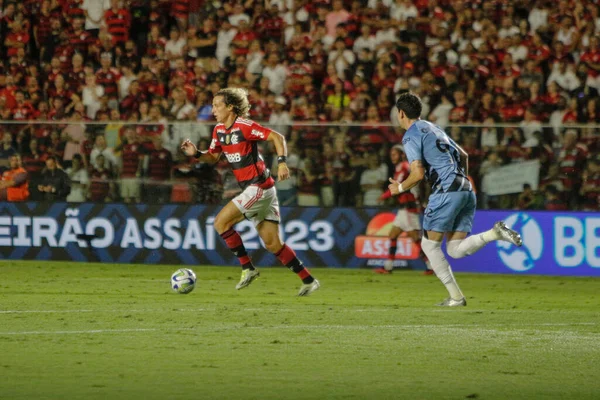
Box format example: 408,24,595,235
171,268,197,294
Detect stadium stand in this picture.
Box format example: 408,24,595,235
0,0,597,210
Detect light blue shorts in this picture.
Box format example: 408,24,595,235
423,191,476,233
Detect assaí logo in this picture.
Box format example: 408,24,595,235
497,213,543,272
354,212,419,260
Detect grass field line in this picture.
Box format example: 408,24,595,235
1,307,599,315
0,322,597,337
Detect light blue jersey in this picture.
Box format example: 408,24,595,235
402,120,470,194
402,120,475,233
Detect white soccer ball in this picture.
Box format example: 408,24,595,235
171,268,197,294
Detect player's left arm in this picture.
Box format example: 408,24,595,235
388,160,425,195
266,130,289,181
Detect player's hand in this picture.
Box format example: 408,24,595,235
180,139,197,157
388,177,402,195
277,162,290,181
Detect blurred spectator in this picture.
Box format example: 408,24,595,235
558,129,588,206
38,156,71,201
297,158,320,206
165,27,186,68
82,74,105,120
360,153,386,206
580,157,600,211
66,154,89,202
90,135,118,171
0,132,16,170
516,183,536,210
268,96,292,137
104,0,131,46
544,184,568,211
89,153,115,202
61,113,86,168
0,154,29,201
82,0,110,37
143,136,172,204
119,128,143,203
326,0,350,39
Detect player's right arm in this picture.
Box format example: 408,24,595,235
389,130,425,195
180,139,221,164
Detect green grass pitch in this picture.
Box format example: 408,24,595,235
1,261,599,400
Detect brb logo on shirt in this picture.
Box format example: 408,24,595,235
496,213,543,272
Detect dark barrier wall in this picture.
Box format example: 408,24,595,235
0,203,598,276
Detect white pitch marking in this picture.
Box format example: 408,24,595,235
0,322,596,336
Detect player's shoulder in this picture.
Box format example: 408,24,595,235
402,120,427,145
235,117,255,127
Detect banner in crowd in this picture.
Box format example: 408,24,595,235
481,160,540,195
0,203,598,276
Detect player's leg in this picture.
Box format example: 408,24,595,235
214,192,257,290
420,193,466,306
375,224,402,274
406,230,433,274
256,220,319,296
255,188,319,296
403,209,433,274
445,192,522,259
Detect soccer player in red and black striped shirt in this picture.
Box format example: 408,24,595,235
181,88,320,296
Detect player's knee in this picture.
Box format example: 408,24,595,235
420,237,442,256
446,240,465,259
407,230,420,242
264,238,284,254
213,215,232,235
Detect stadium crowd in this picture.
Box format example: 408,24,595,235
0,0,598,210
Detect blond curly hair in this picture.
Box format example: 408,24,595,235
215,88,251,118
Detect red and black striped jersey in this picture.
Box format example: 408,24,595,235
558,144,587,190
120,143,142,178
64,0,85,22
147,148,172,180
208,118,274,190
171,0,190,19
35,12,54,45
95,68,121,98
68,29,92,55
66,68,86,93
90,168,113,202
104,8,130,44
54,45,75,73
380,161,419,212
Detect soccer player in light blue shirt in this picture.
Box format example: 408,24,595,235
388,92,523,306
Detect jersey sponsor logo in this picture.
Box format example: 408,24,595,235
497,213,543,272
225,153,242,163
250,129,264,139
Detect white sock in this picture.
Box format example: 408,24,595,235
446,228,500,259
421,237,464,300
